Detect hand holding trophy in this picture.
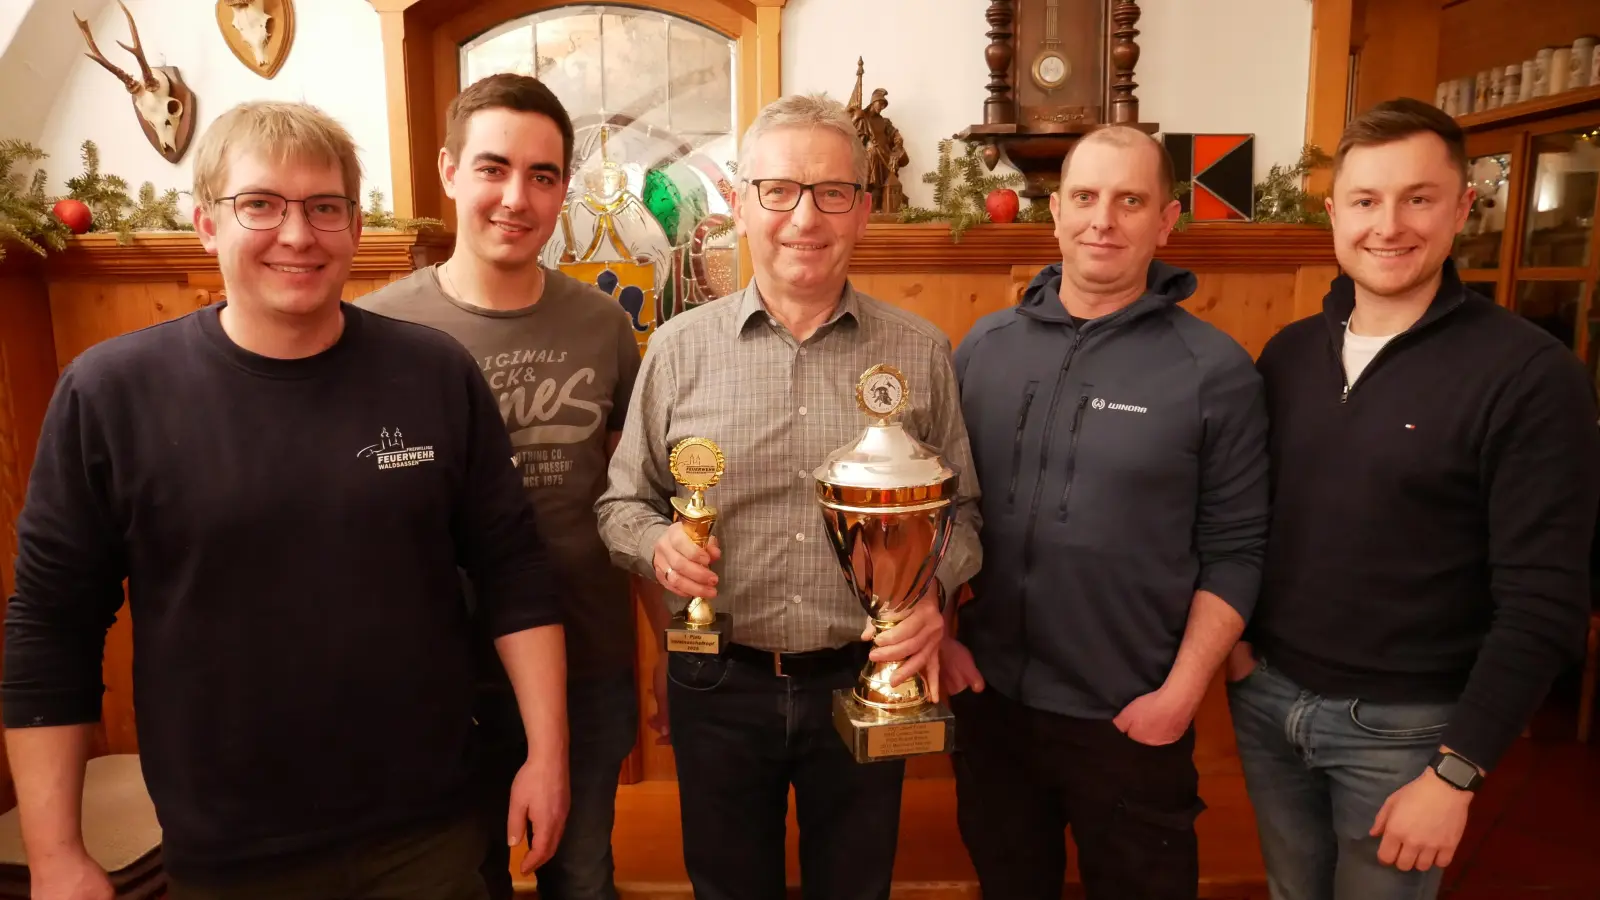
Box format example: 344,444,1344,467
814,364,959,763
663,437,730,654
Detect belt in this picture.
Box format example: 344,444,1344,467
724,641,867,678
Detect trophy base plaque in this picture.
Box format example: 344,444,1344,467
665,612,731,655
832,689,955,763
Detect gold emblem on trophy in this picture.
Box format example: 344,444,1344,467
665,436,730,654
814,364,959,763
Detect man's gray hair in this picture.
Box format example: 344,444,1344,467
735,93,868,185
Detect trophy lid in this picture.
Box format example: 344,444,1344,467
812,365,956,491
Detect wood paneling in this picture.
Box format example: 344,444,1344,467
1438,0,1600,85
1351,0,1441,116
0,264,57,813
1305,0,1354,196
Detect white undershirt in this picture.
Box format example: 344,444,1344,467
1342,319,1400,385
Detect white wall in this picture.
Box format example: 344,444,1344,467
2,0,1311,218
782,0,1313,209
7,0,389,217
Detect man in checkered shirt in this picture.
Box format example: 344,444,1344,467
596,93,982,900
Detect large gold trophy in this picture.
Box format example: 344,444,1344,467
814,365,958,763
665,437,729,654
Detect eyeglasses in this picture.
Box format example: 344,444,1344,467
216,191,358,232
746,179,863,214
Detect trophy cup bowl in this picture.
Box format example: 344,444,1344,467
814,364,960,763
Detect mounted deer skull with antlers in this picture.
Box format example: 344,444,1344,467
74,1,196,163
216,0,295,79
226,0,272,68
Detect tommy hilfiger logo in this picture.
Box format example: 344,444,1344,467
1092,398,1147,414
357,427,436,470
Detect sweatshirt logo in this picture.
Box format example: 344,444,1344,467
356,427,436,470
1092,397,1147,414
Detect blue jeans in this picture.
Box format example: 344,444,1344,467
1227,657,1452,900
474,672,639,900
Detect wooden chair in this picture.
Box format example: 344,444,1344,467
1580,612,1599,743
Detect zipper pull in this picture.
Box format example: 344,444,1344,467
1341,382,1350,404
1070,395,1088,431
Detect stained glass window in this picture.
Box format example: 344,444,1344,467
461,6,742,353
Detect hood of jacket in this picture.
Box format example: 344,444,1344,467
1018,260,1199,329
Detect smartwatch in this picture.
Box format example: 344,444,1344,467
1429,750,1484,792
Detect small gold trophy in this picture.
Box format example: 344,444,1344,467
665,437,730,654
815,364,959,763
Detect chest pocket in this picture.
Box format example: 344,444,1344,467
1057,383,1199,528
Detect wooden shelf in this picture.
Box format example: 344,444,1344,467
1456,84,1600,133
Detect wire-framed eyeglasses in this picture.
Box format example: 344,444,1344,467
747,179,863,214
217,191,358,232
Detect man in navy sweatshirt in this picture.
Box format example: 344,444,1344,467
942,125,1270,900
2,101,568,900
1228,97,1600,899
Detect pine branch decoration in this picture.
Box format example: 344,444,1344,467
0,139,69,262
117,182,190,242
897,139,1025,241
1254,144,1333,226
65,141,134,232
362,189,445,232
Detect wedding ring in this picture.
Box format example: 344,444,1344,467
666,566,675,582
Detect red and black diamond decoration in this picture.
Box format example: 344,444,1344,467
1162,133,1255,222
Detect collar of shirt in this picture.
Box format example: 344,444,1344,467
733,279,862,340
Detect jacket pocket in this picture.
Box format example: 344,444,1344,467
1007,381,1040,507
1056,393,1092,520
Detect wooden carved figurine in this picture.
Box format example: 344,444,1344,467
217,0,296,79
846,59,910,216
74,1,196,164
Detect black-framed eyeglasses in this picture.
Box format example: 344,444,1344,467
747,179,863,213
216,191,358,232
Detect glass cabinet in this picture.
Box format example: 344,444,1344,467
1459,108,1600,396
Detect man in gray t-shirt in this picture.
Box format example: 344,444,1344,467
357,73,649,900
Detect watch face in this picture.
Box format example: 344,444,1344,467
1436,755,1477,787
1032,51,1069,90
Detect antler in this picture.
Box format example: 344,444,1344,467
73,9,139,93
110,0,159,91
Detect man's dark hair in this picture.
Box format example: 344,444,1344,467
445,73,575,178
1334,97,1469,186
1058,125,1176,202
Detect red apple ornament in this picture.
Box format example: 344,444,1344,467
985,188,1019,224
52,199,93,234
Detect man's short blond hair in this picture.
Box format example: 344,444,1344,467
191,100,363,206
736,93,867,185
1058,125,1175,200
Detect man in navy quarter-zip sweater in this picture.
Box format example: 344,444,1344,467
1227,97,1600,900
940,125,1270,900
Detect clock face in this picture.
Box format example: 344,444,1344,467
1033,50,1069,90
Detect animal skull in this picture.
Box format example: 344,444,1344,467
74,1,186,154
133,69,183,153
226,0,273,68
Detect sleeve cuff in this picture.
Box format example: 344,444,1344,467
0,689,104,730
634,522,670,580
1199,562,1260,623
1442,706,1523,774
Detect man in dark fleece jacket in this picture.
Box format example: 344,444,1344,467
942,126,1269,900
1227,98,1600,900
2,101,569,900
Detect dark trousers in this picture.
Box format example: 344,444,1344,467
474,672,640,900
667,644,905,900
951,687,1206,900
166,815,487,900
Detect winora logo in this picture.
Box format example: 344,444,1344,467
1092,398,1148,414
356,427,437,470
